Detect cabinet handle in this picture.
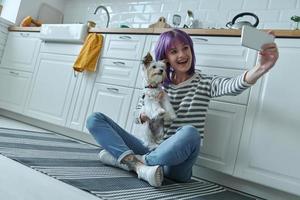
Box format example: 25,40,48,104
107,87,119,93
112,61,125,66
119,36,132,40
9,71,19,76
193,37,208,42
20,33,30,37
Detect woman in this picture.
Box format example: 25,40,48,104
86,29,279,187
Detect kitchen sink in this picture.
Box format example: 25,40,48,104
40,24,88,43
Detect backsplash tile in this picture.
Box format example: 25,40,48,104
200,0,220,10
242,0,269,10
63,0,300,29
219,0,243,10
178,1,200,12
130,4,145,13
161,1,180,12
144,4,163,13
269,0,297,9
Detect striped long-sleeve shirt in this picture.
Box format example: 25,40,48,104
135,70,252,139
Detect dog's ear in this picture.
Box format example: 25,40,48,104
143,52,153,67
161,59,169,67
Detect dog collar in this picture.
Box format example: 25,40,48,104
145,85,158,88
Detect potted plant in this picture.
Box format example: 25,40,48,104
291,15,300,30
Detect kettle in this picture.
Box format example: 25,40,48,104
226,12,259,29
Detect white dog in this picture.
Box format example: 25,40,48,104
137,53,176,149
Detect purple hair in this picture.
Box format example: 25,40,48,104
154,29,196,85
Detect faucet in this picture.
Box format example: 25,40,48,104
94,5,110,28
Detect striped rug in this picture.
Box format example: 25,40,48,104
0,127,256,200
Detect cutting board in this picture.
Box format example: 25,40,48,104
37,3,64,24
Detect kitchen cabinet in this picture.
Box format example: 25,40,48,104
195,101,246,174
234,38,300,196
85,83,133,129
0,32,41,113
24,43,83,126
191,36,256,175
0,69,32,113
1,32,41,72
84,34,146,133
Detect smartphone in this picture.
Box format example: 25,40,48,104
241,26,275,51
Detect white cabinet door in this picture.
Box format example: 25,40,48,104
195,101,246,174
0,68,32,113
1,32,41,72
0,32,40,114
25,53,78,126
234,39,300,196
66,72,96,131
125,89,143,133
84,83,134,132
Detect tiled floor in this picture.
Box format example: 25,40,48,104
0,116,48,132
0,115,100,200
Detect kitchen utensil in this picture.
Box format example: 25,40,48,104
190,19,202,28
187,10,194,27
226,12,259,29
37,3,64,24
186,10,202,28
172,14,181,28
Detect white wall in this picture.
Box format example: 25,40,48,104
0,18,10,63
15,0,65,25
63,0,300,29
1,0,22,23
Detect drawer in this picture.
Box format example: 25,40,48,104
102,34,146,60
8,32,40,38
196,66,249,105
96,58,140,87
0,68,32,113
1,32,41,72
192,36,257,70
40,42,82,55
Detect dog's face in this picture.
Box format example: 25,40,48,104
142,53,167,86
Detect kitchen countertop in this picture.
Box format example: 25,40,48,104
8,26,300,38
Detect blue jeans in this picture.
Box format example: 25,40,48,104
86,112,201,182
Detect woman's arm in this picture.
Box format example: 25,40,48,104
244,38,279,84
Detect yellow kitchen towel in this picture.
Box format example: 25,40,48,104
73,33,103,72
